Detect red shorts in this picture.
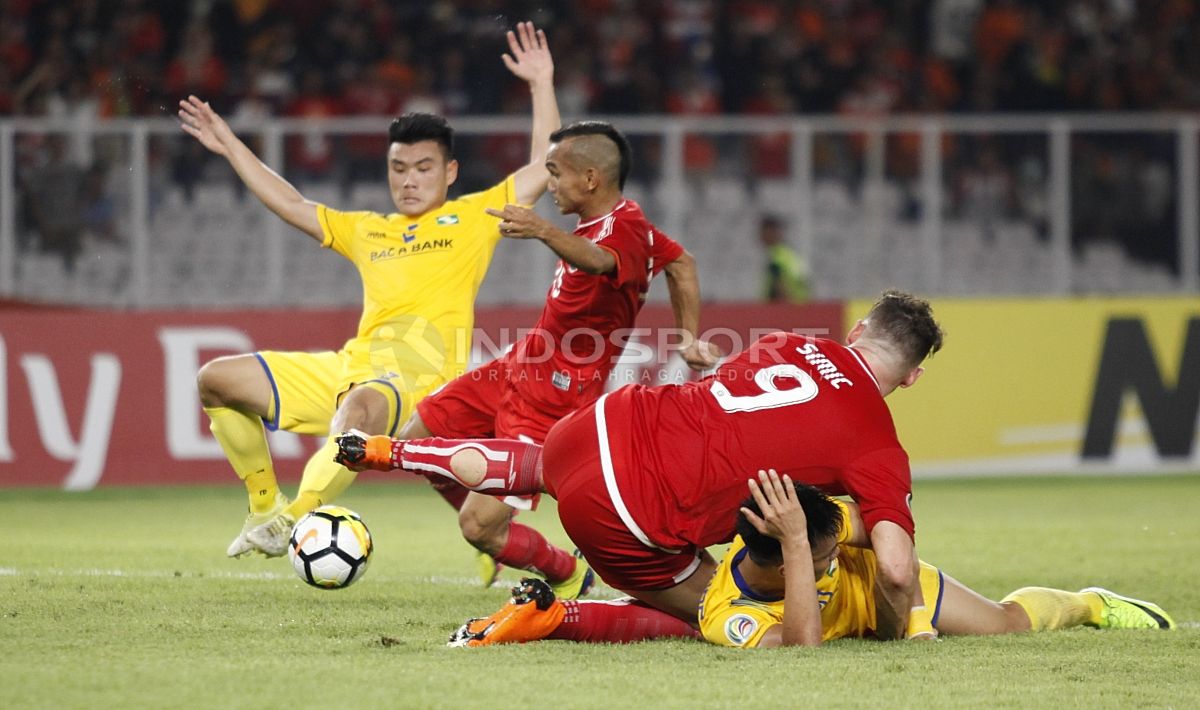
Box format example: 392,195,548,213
543,400,702,592
416,356,558,442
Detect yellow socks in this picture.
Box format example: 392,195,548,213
284,437,359,520
1001,587,1100,631
205,406,279,514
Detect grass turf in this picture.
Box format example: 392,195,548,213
2,475,1198,709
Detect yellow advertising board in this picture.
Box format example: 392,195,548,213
846,297,1200,475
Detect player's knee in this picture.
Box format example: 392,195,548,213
197,358,241,408
334,387,391,434
458,508,507,555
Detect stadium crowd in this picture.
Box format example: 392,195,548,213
3,0,1192,280
2,0,1198,120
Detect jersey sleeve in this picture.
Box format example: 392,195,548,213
597,217,654,288
843,447,915,538
648,228,685,275
317,205,372,260
451,175,518,247
699,603,779,649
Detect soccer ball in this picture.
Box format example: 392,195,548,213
288,506,373,590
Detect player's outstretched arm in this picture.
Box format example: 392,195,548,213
869,521,919,640
663,250,720,371
486,204,617,274
503,22,560,206
178,96,322,242
742,470,823,648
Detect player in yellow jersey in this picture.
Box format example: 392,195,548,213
449,469,1173,647
177,22,562,558
699,470,1175,647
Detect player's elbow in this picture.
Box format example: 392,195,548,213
876,557,917,596
664,249,696,277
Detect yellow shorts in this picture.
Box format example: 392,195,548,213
254,349,445,437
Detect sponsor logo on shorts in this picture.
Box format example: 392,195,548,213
724,614,758,646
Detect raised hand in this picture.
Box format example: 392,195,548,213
502,21,553,86
178,95,236,157
740,469,809,544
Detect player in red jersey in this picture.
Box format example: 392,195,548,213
369,120,718,598
338,292,943,638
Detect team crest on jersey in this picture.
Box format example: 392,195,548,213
724,614,759,646
436,214,460,225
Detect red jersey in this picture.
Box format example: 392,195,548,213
508,199,683,408
596,333,913,551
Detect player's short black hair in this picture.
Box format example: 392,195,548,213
864,290,944,369
388,113,454,160
735,483,844,566
549,120,632,189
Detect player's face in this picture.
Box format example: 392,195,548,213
809,536,840,581
545,142,588,215
387,140,458,217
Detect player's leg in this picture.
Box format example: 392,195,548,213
622,553,719,623
934,573,1173,634
449,578,699,647
246,379,405,556
197,353,289,557
290,382,396,514
928,571,1032,636
1004,586,1174,631
458,492,590,598
232,350,351,556
336,432,546,496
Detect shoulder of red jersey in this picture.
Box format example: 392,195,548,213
576,200,647,238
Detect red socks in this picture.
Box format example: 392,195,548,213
401,437,544,496
497,522,577,583
549,599,699,643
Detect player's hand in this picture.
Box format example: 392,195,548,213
740,469,809,545
178,95,235,156
486,204,553,240
680,339,722,371
502,21,553,86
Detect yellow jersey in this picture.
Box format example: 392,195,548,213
700,501,942,647
699,500,869,648
316,176,515,388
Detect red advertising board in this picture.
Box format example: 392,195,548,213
0,302,843,488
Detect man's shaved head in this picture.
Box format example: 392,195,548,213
549,121,632,189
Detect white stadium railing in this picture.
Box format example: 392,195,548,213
1,113,1197,307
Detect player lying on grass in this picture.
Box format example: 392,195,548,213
446,470,1174,647
178,22,562,560
337,292,943,638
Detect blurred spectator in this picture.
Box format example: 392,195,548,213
21,135,86,271
956,143,1013,243
0,1,1195,122
284,69,338,184
759,215,809,303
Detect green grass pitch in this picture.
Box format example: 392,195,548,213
3,475,1198,708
